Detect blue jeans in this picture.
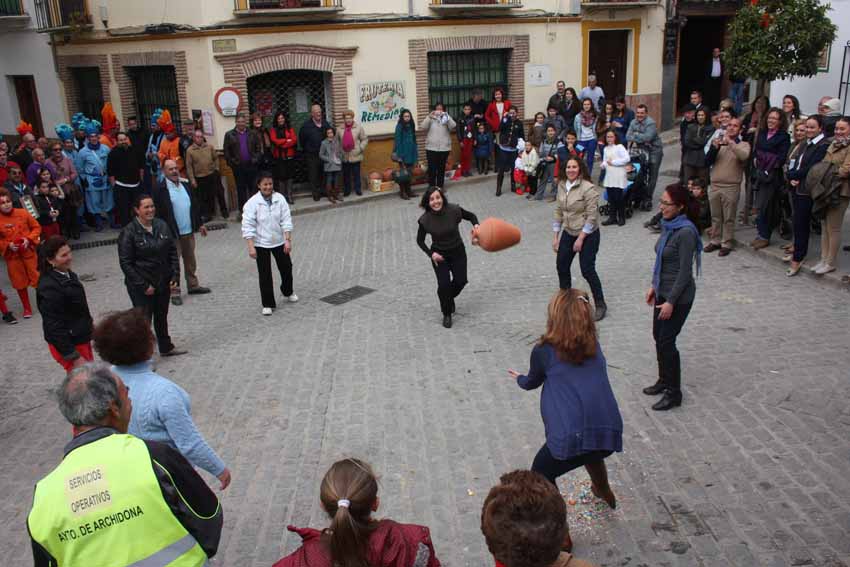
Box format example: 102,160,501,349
580,138,597,174
535,162,556,200
729,82,745,115
556,229,604,302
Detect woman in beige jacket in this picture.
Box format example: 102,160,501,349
552,156,606,321
816,116,850,276
337,110,369,197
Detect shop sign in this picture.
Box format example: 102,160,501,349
358,81,406,123
214,87,242,117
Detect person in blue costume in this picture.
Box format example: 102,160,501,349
77,119,113,231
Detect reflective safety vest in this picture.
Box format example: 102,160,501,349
28,433,209,566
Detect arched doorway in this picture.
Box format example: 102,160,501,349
247,69,332,185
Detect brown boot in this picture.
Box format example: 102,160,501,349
584,461,616,509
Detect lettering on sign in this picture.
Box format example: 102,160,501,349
212,39,237,54
357,81,407,123
57,506,146,542
64,466,111,517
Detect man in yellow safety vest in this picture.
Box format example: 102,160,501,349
27,362,223,566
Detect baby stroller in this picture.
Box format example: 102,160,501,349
627,145,652,211
598,159,643,219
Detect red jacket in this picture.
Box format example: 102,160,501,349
273,521,441,567
269,126,297,160
485,100,513,132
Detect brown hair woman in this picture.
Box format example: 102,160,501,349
508,289,622,549
272,458,441,567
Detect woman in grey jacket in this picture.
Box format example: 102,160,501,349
643,183,702,411
421,102,456,188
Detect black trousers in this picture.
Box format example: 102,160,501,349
255,245,294,309
342,162,362,196
556,229,604,302
531,444,613,486
305,153,323,199
792,192,813,262
431,246,468,315
114,184,139,227
196,173,224,220
233,166,257,213
606,187,626,221
652,298,693,395
426,150,449,188
127,283,174,354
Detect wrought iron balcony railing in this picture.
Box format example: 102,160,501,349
430,0,522,8
34,0,90,32
233,0,344,15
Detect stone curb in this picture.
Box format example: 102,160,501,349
68,221,230,251
731,237,849,291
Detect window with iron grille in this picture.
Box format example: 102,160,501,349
129,66,181,132
428,50,509,121
71,67,103,120
247,69,331,185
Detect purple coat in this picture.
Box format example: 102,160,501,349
26,160,57,187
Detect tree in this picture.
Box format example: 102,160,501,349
724,0,837,94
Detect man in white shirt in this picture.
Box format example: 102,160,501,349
705,47,723,110
579,75,605,113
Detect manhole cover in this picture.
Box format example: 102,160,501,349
320,286,376,305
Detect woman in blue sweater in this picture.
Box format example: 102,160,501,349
93,308,231,489
510,289,622,513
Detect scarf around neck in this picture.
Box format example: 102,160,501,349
832,136,850,149
580,111,595,128
652,214,702,291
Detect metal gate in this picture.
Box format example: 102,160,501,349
129,66,181,131
72,67,104,120
428,50,509,120
247,69,330,184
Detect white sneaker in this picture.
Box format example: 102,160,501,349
814,263,835,275
811,261,825,273
287,293,299,303
262,307,273,316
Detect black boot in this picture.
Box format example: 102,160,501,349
442,314,452,328
496,173,503,196
284,179,294,204
642,382,666,395
593,300,607,321
510,175,516,194
601,215,618,226
652,390,682,411
618,201,627,226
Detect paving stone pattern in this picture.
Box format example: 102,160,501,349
1,155,849,567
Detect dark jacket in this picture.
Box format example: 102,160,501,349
474,131,493,158
393,122,418,165
787,136,829,195
683,123,716,167
456,114,476,143
30,427,223,567
465,97,487,119
679,118,695,152
127,127,149,164
298,119,332,155
223,128,262,169
118,217,179,291
498,116,524,149
106,145,143,185
809,162,843,218
152,178,202,237
33,194,59,226
36,269,93,359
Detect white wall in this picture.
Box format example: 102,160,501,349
770,0,849,115
0,0,65,137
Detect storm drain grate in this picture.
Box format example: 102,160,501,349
320,286,376,306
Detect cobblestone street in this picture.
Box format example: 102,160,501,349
2,158,849,567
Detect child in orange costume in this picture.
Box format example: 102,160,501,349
0,187,41,318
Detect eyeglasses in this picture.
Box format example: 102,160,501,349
659,199,675,206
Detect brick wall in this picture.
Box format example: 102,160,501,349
56,54,111,118
215,45,358,126
408,35,530,163
111,51,190,125
626,93,662,125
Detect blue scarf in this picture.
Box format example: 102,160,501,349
87,142,100,151
652,214,702,291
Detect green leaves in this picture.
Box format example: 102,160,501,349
725,0,837,83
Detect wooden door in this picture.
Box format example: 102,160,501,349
588,30,629,102
13,76,43,137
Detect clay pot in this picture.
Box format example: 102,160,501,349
369,171,382,181
382,168,394,182
473,217,521,252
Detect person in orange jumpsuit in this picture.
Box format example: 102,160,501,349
0,187,41,318
156,110,184,177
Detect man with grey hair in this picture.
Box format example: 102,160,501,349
27,363,223,566
25,147,57,187
579,75,606,113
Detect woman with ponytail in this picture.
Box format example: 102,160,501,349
273,458,441,567
643,183,702,411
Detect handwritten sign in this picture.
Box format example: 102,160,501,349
358,81,406,123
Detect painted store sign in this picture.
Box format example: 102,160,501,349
358,81,407,123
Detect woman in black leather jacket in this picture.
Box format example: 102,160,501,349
117,194,186,356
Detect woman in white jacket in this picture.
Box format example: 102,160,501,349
241,171,298,315
420,102,456,188
599,130,631,226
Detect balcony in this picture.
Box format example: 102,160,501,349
430,0,522,10
233,0,344,17
0,0,30,30
34,0,91,32
580,0,659,6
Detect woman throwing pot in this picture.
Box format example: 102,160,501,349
552,157,607,321
643,184,702,411
509,289,622,522
416,187,479,329
117,194,186,357
36,235,94,371
242,171,297,316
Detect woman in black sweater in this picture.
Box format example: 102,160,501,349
416,187,480,328
36,235,94,371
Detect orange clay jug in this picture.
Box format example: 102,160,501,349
472,217,521,252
